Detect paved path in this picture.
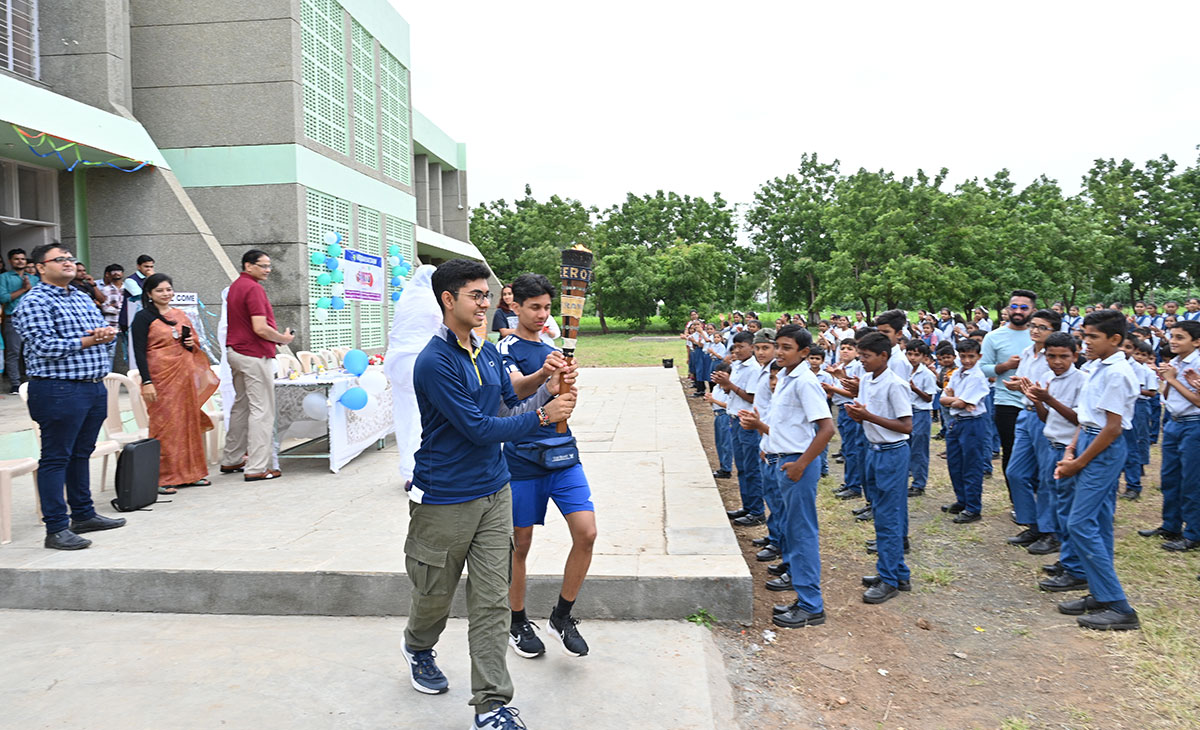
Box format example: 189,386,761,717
0,367,750,620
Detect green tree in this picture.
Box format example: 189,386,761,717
470,185,596,286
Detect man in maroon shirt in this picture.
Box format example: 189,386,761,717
221,249,294,481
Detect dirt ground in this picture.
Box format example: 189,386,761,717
677,376,1198,730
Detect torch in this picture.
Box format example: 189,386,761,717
556,244,594,433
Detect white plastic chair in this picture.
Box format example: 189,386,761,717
275,353,301,378
103,372,150,446
0,457,39,545
19,383,121,494
296,350,326,374
320,348,340,367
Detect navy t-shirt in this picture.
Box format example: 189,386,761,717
499,334,576,480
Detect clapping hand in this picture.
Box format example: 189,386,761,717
843,401,867,422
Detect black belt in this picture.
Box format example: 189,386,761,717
29,375,106,383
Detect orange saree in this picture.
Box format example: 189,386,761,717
144,310,219,486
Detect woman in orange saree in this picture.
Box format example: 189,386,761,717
131,274,219,494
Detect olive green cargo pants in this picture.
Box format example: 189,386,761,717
404,485,514,711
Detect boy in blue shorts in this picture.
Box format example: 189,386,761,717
940,339,990,524
845,332,913,604
499,273,596,658
905,339,936,497
1047,309,1140,630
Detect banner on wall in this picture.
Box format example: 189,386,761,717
342,249,384,303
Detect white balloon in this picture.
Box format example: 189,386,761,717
388,255,400,267
359,369,388,395
323,231,340,245
301,392,327,420
314,308,330,323
359,394,379,418
331,283,345,298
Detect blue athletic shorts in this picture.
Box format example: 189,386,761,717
510,463,594,527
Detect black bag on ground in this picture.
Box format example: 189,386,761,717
111,438,160,512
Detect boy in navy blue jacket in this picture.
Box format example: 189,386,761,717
499,273,596,660
405,259,576,729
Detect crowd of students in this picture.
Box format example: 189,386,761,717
682,293,1200,633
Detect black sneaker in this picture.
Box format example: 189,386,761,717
548,613,589,657
509,618,545,659
402,644,449,694
1077,608,1140,631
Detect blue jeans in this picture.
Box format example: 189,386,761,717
1159,417,1200,540
731,415,764,516
1006,409,1043,526
712,410,733,473
26,379,107,534
761,452,786,549
776,453,823,613
908,410,931,490
818,445,829,476
836,406,864,492
946,415,988,515
1067,429,1127,604
1148,394,1161,444
866,442,911,587
1046,441,1085,577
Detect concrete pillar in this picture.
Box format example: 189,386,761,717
38,0,134,113
427,162,443,233
441,169,469,242
413,154,429,228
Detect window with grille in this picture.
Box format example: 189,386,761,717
306,189,353,349
356,206,383,348
300,0,348,155
0,0,38,79
384,214,415,328
379,50,411,185
350,20,378,169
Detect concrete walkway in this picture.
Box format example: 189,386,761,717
0,367,751,621
0,609,736,730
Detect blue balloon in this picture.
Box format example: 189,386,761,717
391,291,401,301
339,386,368,410
391,276,401,287
325,257,339,271
326,243,343,258
330,296,345,310
399,263,411,275
316,296,332,309
343,348,368,376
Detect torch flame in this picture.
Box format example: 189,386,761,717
571,243,592,253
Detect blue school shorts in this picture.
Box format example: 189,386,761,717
510,463,594,528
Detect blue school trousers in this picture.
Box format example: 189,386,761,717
908,409,931,491
1159,416,1200,541
713,409,733,474
760,449,786,551
1005,409,1043,526
987,390,1002,454
730,415,765,516
1066,428,1128,604
1122,400,1152,493
865,441,911,587
946,414,988,515
773,453,824,614
1148,394,1161,444
1046,440,1085,578
836,405,865,494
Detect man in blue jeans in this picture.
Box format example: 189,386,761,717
17,243,126,550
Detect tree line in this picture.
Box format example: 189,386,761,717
470,149,1200,331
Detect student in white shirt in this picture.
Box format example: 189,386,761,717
940,339,990,522
904,340,936,496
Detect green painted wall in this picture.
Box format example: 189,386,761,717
413,110,467,171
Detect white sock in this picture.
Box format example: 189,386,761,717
476,708,498,722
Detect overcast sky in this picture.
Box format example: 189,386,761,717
393,0,1200,212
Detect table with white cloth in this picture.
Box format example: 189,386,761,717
273,367,394,473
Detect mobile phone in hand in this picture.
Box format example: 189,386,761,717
181,325,193,350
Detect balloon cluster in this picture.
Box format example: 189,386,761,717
387,243,411,302
338,348,387,415
312,231,347,323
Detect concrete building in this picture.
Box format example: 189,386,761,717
0,0,485,352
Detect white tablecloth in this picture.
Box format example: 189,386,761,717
274,367,394,473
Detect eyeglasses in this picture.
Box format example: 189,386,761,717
1030,324,1053,332
1009,304,1031,311
40,256,78,265
457,289,492,304
251,262,272,270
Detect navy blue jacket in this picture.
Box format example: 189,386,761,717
411,325,547,504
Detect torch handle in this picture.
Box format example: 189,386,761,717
555,354,575,434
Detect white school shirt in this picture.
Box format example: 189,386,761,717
858,368,913,444
705,340,727,361
947,365,990,419
1015,344,1053,407
1135,314,1153,328
936,319,956,341
1134,361,1158,400
1163,350,1200,417
909,364,936,411
976,318,993,332
1076,352,1139,430
1182,310,1200,322
1064,315,1083,332
711,384,729,414
830,360,860,406
752,360,775,418
888,344,910,380
761,365,833,455
1042,366,1084,446
725,357,757,415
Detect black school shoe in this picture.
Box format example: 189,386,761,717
726,508,749,520
44,529,92,550
862,582,900,604
1056,594,1106,616
1039,573,1089,592
751,536,772,548
773,606,826,628
1042,561,1064,576
732,513,766,527
941,502,965,514
1119,490,1140,501
765,573,792,591
1026,534,1060,555
834,487,863,500
70,514,127,533
756,545,781,562
854,507,874,522
865,538,910,554
851,504,872,516
1077,608,1140,631
767,562,789,577
907,487,925,498
1007,528,1041,546
712,470,732,479
952,511,981,524
1162,538,1200,552
1137,527,1181,539
862,575,911,591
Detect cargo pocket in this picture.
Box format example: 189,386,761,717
405,536,451,597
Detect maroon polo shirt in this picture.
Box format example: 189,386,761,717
226,272,277,359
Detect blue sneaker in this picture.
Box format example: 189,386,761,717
472,705,527,729
403,644,449,694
